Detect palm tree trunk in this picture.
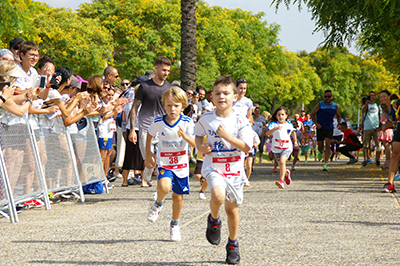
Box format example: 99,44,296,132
180,0,197,92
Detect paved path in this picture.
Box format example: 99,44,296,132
2,160,400,265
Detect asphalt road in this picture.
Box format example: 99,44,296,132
1,160,399,265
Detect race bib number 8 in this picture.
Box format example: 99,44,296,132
212,156,241,179
160,150,188,170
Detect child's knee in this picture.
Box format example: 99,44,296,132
172,193,183,203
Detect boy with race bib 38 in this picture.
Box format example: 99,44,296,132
145,86,195,242
195,76,253,265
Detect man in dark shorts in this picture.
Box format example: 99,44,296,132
128,56,172,185
310,90,341,171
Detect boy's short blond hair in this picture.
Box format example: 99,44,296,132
212,76,237,94
162,86,188,108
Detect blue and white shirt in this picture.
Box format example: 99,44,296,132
148,114,194,178
194,110,253,186
267,121,295,153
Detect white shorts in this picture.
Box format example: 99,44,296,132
205,171,244,206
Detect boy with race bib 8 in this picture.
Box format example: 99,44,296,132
145,86,195,242
195,76,253,265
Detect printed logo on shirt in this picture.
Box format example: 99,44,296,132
208,130,220,138
160,169,165,175
178,131,182,137
183,187,188,192
287,129,291,135
161,132,165,136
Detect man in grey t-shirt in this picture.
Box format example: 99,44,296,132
128,56,172,184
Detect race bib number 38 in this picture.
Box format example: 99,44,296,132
160,151,188,170
212,156,241,179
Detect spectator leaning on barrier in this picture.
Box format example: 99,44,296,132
0,60,35,115
0,49,14,61
128,56,172,187
361,91,382,167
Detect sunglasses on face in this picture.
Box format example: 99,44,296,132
114,75,119,78
121,83,129,86
236,78,247,85
187,92,193,95
324,95,332,98
12,45,20,50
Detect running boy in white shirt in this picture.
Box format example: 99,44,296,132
145,86,195,242
195,76,253,265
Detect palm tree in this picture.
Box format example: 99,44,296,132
180,0,197,92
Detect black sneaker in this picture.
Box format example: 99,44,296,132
226,240,240,264
206,214,221,245
362,160,368,167
376,160,380,167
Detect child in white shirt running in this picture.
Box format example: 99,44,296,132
266,106,298,189
145,86,195,242
195,76,253,265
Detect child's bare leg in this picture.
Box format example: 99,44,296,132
172,192,183,220
156,177,172,202
245,157,252,180
225,200,239,241
210,186,226,219
278,156,287,181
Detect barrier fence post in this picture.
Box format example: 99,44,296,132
65,128,85,202
27,117,51,210
0,145,18,223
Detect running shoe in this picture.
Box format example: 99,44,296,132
206,214,221,245
376,160,380,167
244,181,250,187
347,157,357,164
304,160,308,164
199,191,206,200
317,152,323,161
322,164,328,171
381,183,396,193
273,167,278,173
275,179,284,189
394,174,400,181
291,165,295,171
170,225,181,241
362,160,368,167
260,158,263,163
367,159,372,164
226,240,240,265
147,202,163,222
284,169,291,185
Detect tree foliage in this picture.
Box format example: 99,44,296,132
272,0,400,76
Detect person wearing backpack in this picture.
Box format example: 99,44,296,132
334,122,363,164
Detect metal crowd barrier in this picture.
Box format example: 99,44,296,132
0,113,107,223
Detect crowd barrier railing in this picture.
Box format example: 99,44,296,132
0,112,107,223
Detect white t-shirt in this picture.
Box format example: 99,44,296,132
194,110,253,186
232,96,253,118
14,63,38,91
98,102,116,139
148,114,195,178
267,121,295,153
247,130,261,154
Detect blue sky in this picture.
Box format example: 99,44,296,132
40,0,357,54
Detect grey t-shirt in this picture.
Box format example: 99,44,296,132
135,79,172,132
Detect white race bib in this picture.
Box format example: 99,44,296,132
273,138,290,150
109,120,116,132
160,150,188,170
212,155,241,179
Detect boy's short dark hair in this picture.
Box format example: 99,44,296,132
340,122,347,127
155,56,171,66
213,76,237,94
19,41,39,57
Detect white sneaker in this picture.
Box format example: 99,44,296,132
199,191,206,200
153,191,157,201
170,225,181,241
260,158,263,163
147,202,163,222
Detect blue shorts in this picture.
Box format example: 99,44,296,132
157,168,189,195
98,138,112,149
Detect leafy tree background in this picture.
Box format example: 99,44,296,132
0,0,398,120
